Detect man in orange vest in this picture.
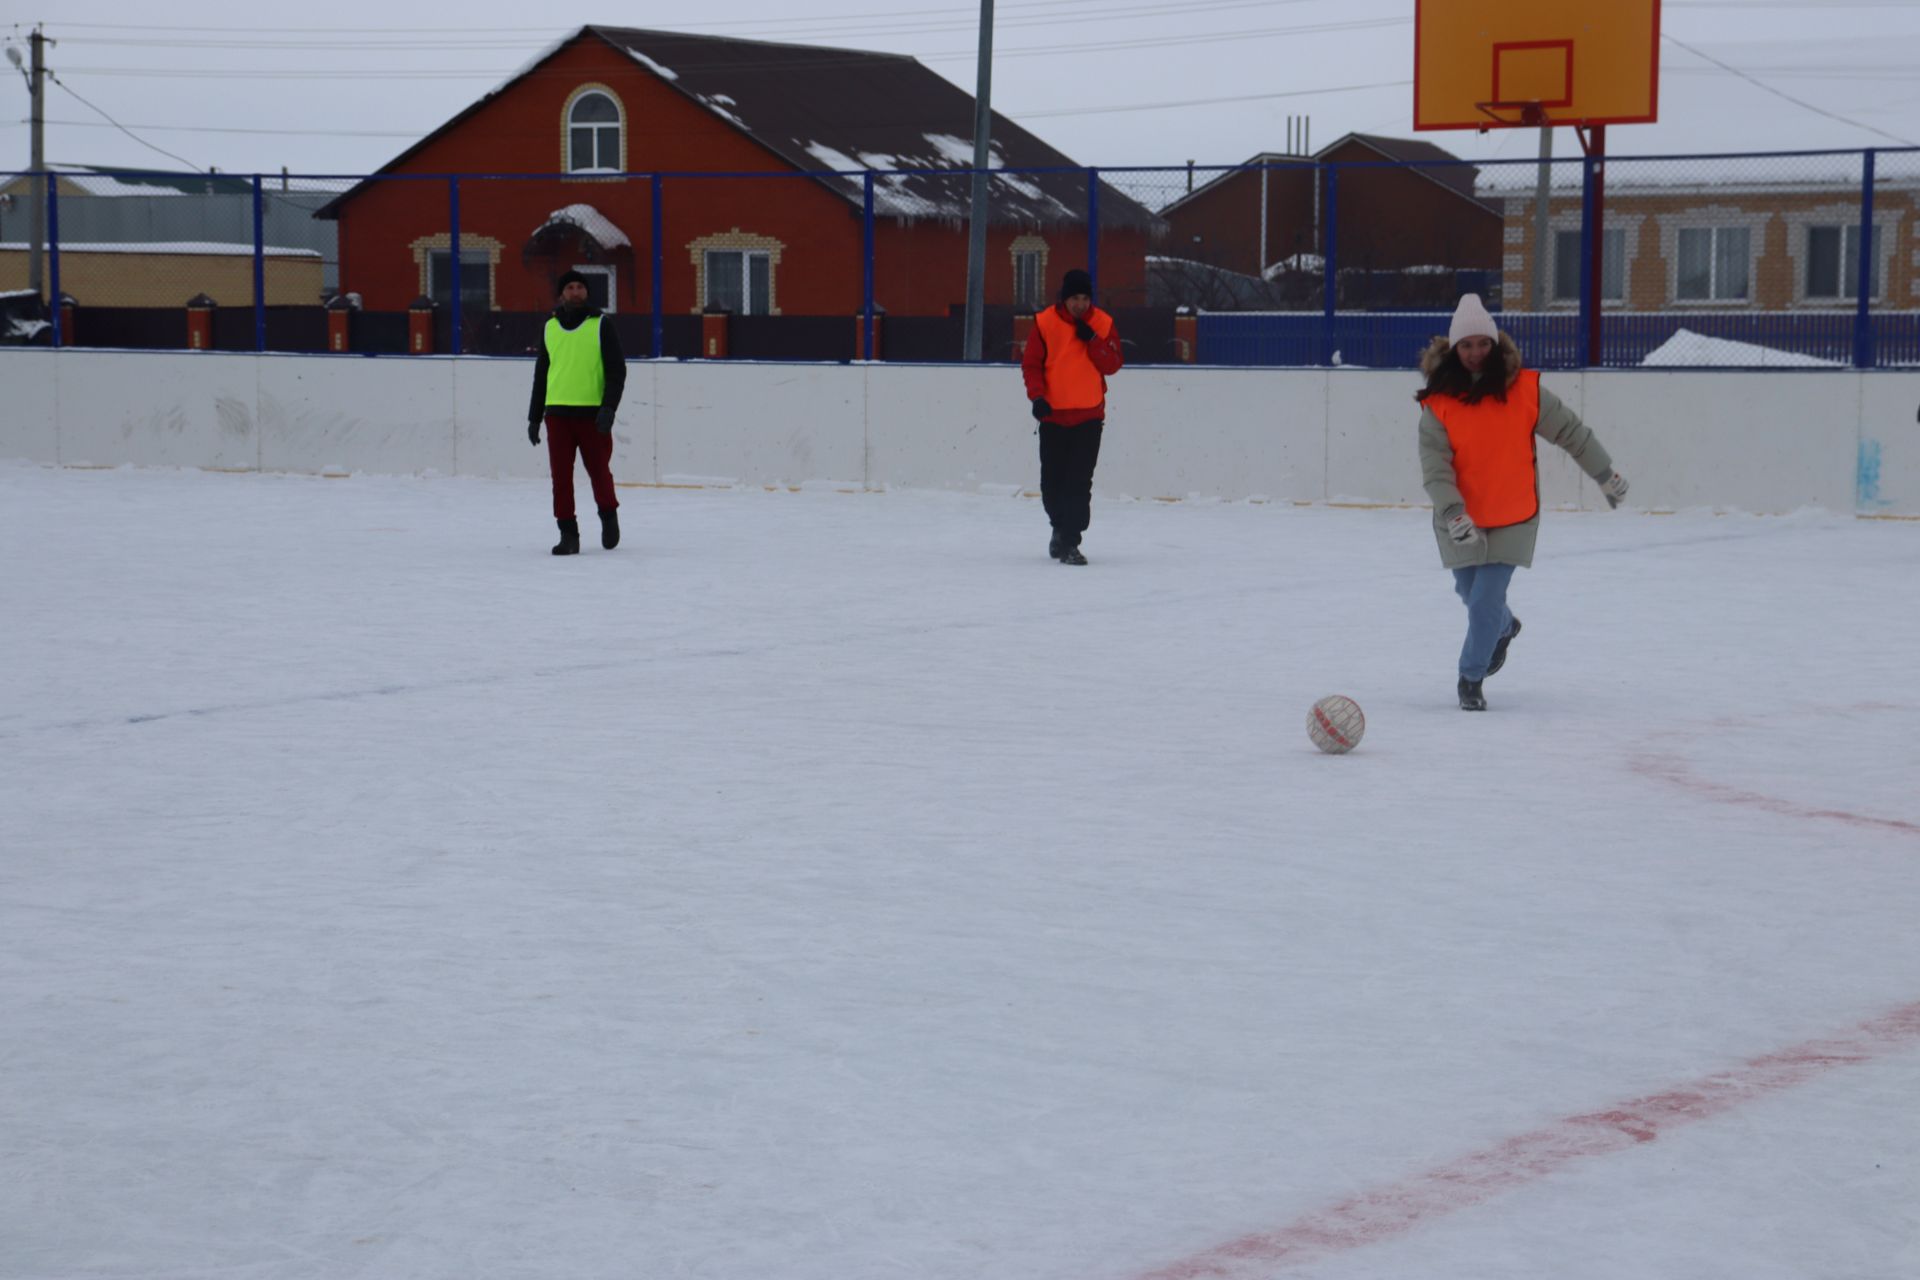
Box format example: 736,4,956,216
1022,268,1124,565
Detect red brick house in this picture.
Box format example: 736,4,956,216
1157,134,1502,307
318,26,1160,335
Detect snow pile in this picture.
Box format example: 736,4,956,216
1641,327,1845,368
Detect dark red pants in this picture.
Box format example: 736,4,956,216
545,413,619,520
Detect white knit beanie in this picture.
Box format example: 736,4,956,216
1447,293,1499,347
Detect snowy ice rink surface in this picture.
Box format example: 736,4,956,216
4,461,1918,1280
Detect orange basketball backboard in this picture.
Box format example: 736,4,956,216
1413,0,1660,131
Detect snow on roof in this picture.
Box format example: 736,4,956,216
0,241,322,258
536,204,632,250
1641,328,1846,368
624,47,679,81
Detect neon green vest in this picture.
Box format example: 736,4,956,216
543,315,605,407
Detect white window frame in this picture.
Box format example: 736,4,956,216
1803,223,1882,302
427,249,493,308
565,87,625,177
572,264,616,313
704,249,772,315
1550,226,1628,304
1670,222,1755,305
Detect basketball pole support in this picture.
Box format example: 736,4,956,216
1578,124,1607,368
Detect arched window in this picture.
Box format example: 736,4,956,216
567,90,623,174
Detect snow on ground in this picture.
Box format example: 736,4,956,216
3,462,1918,1280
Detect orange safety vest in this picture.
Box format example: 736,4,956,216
1033,305,1115,412
1426,369,1542,529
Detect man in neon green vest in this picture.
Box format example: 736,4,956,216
528,270,628,555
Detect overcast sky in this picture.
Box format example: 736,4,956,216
6,0,1920,183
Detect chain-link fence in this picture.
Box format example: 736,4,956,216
5,148,1916,367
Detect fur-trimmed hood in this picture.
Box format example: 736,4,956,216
1419,331,1524,388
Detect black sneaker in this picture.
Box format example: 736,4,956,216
1458,678,1486,711
1059,547,1088,566
1486,616,1522,677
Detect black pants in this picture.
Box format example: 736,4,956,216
1038,420,1104,546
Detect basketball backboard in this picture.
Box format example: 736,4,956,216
1413,0,1660,132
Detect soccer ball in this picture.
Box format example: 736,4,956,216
1307,695,1365,754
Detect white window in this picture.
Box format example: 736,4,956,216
568,91,623,174
572,264,615,313
705,250,771,315
1552,227,1626,302
1805,224,1881,300
428,250,490,308
1014,250,1044,311
1676,226,1750,302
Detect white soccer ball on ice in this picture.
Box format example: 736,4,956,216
1307,695,1365,755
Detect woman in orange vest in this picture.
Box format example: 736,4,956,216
1022,268,1124,565
1418,294,1631,711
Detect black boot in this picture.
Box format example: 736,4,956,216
1049,533,1067,561
599,507,620,550
1458,678,1486,711
1059,546,1088,565
1486,616,1522,677
551,518,580,556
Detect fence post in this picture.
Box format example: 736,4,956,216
46,174,61,349
252,174,267,353
651,172,664,359
1086,167,1100,299
1321,164,1338,365
862,170,876,360
1577,152,1597,369
448,177,462,356
1854,148,1877,370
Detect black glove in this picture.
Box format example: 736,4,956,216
595,407,615,435
1030,398,1051,422
1074,320,1095,342
528,420,541,446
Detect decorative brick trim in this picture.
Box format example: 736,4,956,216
408,233,504,308
561,83,627,183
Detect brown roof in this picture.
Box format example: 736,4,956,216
320,25,1160,232
1157,133,1494,218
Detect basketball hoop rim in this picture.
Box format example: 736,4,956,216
1475,100,1550,130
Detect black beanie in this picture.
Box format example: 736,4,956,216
555,269,591,296
1058,268,1093,302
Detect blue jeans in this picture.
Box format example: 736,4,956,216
1452,564,1516,681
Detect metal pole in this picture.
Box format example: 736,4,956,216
46,176,60,347
1086,167,1100,300
252,174,267,352
448,177,462,356
1321,164,1338,365
28,26,48,302
862,171,876,359
1583,125,1606,367
650,173,664,359
1259,163,1269,278
1854,148,1877,369
1529,125,1553,313
1577,147,1596,369
962,0,995,362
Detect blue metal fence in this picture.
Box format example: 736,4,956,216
6,144,1918,368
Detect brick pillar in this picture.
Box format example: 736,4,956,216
408,295,435,355
1174,311,1198,364
326,293,355,353
186,293,217,351
701,307,730,359
57,293,76,347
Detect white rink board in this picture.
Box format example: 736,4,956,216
3,349,1918,515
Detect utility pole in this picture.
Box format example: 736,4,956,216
28,25,49,301
1529,124,1553,313
962,0,994,362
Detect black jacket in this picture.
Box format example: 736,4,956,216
528,307,628,424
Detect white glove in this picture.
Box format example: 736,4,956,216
1599,470,1630,509
1447,512,1484,547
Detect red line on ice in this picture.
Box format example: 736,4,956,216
1135,1000,1920,1279
1629,752,1920,837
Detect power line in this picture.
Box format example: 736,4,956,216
1662,32,1919,146
45,70,203,170
1020,79,1407,119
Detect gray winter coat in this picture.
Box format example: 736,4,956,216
1417,339,1613,570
